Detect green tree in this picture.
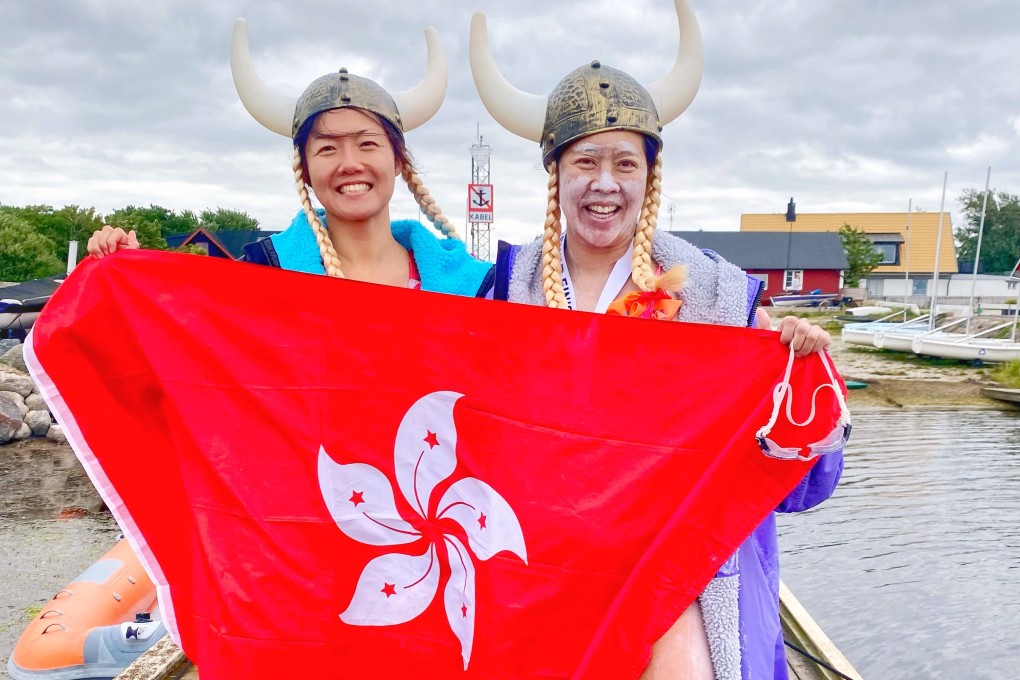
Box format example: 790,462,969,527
106,205,200,240
199,208,260,232
104,213,169,250
955,189,1020,274
838,223,883,288
169,244,211,256
55,206,105,263
0,211,63,281
0,204,104,267
3,204,63,234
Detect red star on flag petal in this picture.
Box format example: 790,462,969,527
477,512,487,529
461,604,468,618
423,430,439,449
381,583,396,598
349,491,365,507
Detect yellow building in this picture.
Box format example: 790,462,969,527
741,211,957,299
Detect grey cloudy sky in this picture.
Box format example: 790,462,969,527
1,0,1018,253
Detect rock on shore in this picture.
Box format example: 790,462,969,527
0,345,55,444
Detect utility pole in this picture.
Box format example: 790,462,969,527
785,197,796,290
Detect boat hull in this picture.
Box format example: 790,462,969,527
841,322,909,348
873,328,929,352
913,337,1020,362
7,538,166,680
769,294,840,308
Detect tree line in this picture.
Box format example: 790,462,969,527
0,204,260,282
954,189,1020,275
3,190,1018,284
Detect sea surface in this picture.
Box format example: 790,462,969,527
779,409,1020,679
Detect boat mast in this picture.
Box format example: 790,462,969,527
965,166,992,334
929,172,948,331
1011,297,1019,343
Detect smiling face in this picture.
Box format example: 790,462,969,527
557,130,649,252
302,108,402,228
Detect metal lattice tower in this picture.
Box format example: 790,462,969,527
468,131,493,261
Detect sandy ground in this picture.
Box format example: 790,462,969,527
827,336,1011,410
1,517,119,678
0,439,118,679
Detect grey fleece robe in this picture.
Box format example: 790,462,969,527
506,230,749,680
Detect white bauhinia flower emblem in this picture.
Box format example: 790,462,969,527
318,391,528,669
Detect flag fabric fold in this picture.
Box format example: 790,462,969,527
26,251,843,679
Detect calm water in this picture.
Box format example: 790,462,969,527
778,410,1020,679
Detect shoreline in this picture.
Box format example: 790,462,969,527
844,379,1009,411
825,334,1018,412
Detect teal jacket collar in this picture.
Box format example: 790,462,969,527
270,210,491,296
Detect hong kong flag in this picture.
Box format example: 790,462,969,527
26,251,843,679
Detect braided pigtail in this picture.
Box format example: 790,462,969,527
541,161,569,308
629,150,685,293
402,164,461,240
631,150,662,291
293,147,345,278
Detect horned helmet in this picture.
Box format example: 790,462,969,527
469,0,703,305
229,20,459,277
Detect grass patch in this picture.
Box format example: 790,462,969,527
821,320,844,333
991,360,1020,388
24,604,42,620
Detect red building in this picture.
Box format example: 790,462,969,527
670,231,848,301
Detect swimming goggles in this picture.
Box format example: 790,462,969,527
755,345,851,462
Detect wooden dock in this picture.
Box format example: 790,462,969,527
119,581,861,680
781,581,862,680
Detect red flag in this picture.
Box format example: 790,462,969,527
26,252,842,679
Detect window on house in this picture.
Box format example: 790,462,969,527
784,270,803,291
1008,281,1018,290
912,278,927,295
873,243,899,265
749,273,768,290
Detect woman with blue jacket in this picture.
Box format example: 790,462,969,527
89,20,492,299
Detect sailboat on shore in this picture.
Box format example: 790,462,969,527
843,169,1020,363
908,168,1020,362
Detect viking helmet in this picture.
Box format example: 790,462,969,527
230,19,448,139
292,69,402,138
469,0,703,167
541,61,662,168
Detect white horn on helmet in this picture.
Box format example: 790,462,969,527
468,12,547,143
646,0,703,125
230,19,294,137
391,26,448,132
230,20,448,138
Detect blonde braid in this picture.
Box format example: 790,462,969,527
292,148,345,278
541,161,569,308
631,151,664,291
402,164,461,240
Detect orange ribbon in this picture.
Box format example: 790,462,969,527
606,289,682,320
